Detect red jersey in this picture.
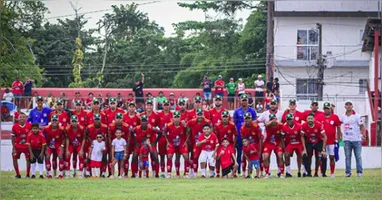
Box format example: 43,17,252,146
87,111,107,125
85,98,93,106
72,109,88,127
322,114,341,145
209,107,228,126
169,98,176,106
139,145,151,161
281,110,304,124
140,111,160,127
14,112,20,121
218,145,235,169
198,133,219,151
186,118,212,144
12,80,23,94
215,121,237,144
166,122,187,147
264,123,283,145
86,123,108,144
179,111,188,122
187,109,211,120
243,144,260,161
134,125,156,144
108,122,130,141
302,122,325,144
158,111,173,131
123,113,141,128
12,122,32,149
240,122,262,145
49,110,70,127
303,110,325,124
282,123,303,145
65,124,85,147
104,108,125,125
214,80,225,93
44,125,65,149
26,131,46,150
127,98,134,103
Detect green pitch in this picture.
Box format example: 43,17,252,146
1,169,381,200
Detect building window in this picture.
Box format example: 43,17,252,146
296,78,318,100
359,79,367,94
297,29,319,60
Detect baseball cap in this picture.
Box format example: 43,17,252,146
56,99,63,105
218,75,222,78
222,110,229,117
141,115,148,121
258,75,262,78
71,115,78,122
163,100,170,105
93,98,100,104
109,97,117,103
173,111,181,117
286,114,294,120
270,99,278,104
146,99,153,105
178,99,186,105
170,93,174,96
215,95,222,100
115,112,123,119
51,114,59,121
196,108,203,114
36,96,44,101
128,101,136,106
289,99,296,104
75,100,82,105
311,100,319,106
94,113,101,120
269,113,276,119
240,94,248,100
194,96,202,102
323,102,331,109
230,78,234,81
345,100,353,105
244,112,252,119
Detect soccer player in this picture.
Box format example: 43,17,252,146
26,123,46,179
123,102,140,176
242,138,260,179
158,100,173,177
302,101,325,123
186,108,212,178
164,111,189,178
322,102,341,178
282,114,304,178
281,99,304,124
197,124,219,178
44,114,65,178
71,100,87,127
263,113,284,178
176,99,188,124
215,110,237,177
187,96,211,120
139,137,151,178
217,138,238,178
12,112,32,178
89,133,106,178
109,112,130,176
65,115,85,178
104,97,125,125
87,99,107,125
240,112,262,177
258,99,283,123
28,96,51,127
209,95,228,127
86,113,108,177
109,129,128,179
301,114,327,177
233,94,257,174
49,99,70,127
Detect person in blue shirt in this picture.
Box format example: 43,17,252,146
233,94,257,175
28,96,52,127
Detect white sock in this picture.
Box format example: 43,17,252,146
31,163,37,175
47,171,51,176
210,170,215,177
101,172,105,176
38,164,44,175
278,168,281,173
92,168,96,176
59,171,63,176
286,166,291,173
86,171,90,176
66,171,71,177
201,169,206,176
79,171,83,176
96,168,100,177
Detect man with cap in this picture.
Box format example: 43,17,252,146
86,113,108,177
123,101,141,175
321,102,341,178
263,113,284,178
71,100,87,127
233,94,257,174
65,115,85,178
301,113,327,177
28,95,52,128
240,112,262,178
71,92,84,108
86,98,106,125
49,99,70,127
109,112,131,177
214,75,225,98
12,112,32,179
254,75,265,106
257,99,283,124
133,73,145,110
176,99,188,123
164,111,190,178
209,95,229,128
44,114,66,178
281,99,304,124
340,100,366,178
132,115,159,178
12,76,24,107
168,93,176,110
225,78,237,110
302,101,325,124
187,96,211,120
104,97,125,125
157,99,173,177
186,108,212,178
282,114,304,178
215,110,238,177
155,91,168,111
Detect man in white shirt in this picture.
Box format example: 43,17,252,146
339,100,366,178
254,75,265,106
2,88,14,102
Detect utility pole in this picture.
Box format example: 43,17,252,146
316,23,324,101
266,1,274,82
70,1,81,38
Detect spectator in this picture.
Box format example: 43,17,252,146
237,78,246,98
272,78,280,103
255,101,264,113
60,92,68,109
178,93,189,108
72,92,84,108
116,93,124,108
214,75,225,98
146,92,153,100
23,77,35,109
12,77,24,107
1,102,10,121
264,93,275,110
105,93,111,106
246,92,254,107
201,75,213,105
86,92,94,110
155,91,168,110
133,73,145,109
127,93,135,103
254,75,265,106
27,91,38,112
202,100,210,110
2,88,14,102
168,93,176,110
97,93,104,109
225,78,237,110
266,76,273,97
46,92,54,108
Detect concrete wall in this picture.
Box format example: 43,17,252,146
275,1,379,12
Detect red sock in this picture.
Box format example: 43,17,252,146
26,163,30,176
260,159,264,172
320,163,323,174
132,162,138,176
167,160,172,173
216,161,221,175
330,163,335,174
193,157,198,173
314,168,318,174
46,159,52,172
65,157,71,171
124,161,129,176
14,165,20,176
265,165,270,174
59,160,65,172
242,158,247,173
139,171,142,178
279,165,284,174
184,160,189,174
145,169,149,178
175,162,180,176
78,156,84,171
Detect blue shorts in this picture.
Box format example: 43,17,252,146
248,160,260,170
215,92,224,97
204,92,212,100
139,161,149,169
114,151,125,161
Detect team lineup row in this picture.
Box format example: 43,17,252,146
12,94,365,179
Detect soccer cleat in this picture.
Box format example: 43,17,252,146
166,174,172,179
254,176,260,179
15,175,21,179
26,175,30,179
118,176,123,179
31,175,36,179
160,174,166,178
46,175,53,179
357,173,363,178
39,175,44,179
78,175,83,179
233,174,238,178
155,175,160,178
285,173,292,178
201,175,206,178
330,174,335,179
314,173,319,177
209,175,214,178
279,174,285,179
85,175,90,178
216,174,220,178
175,175,180,179
131,174,136,178
264,174,270,179
245,176,251,179
101,175,106,178
184,175,190,179
277,173,281,178
58,175,64,179
109,175,115,179
297,172,301,177
322,174,328,178
345,174,351,177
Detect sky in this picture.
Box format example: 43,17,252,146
44,0,253,37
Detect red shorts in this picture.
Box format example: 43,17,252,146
192,144,201,159
158,137,167,156
46,147,63,156
286,143,303,155
67,145,82,154
263,142,283,154
167,144,188,155
90,160,102,168
13,147,30,159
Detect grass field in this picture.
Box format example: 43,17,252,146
1,169,381,200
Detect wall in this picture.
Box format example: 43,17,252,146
368,48,382,91
275,1,379,12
